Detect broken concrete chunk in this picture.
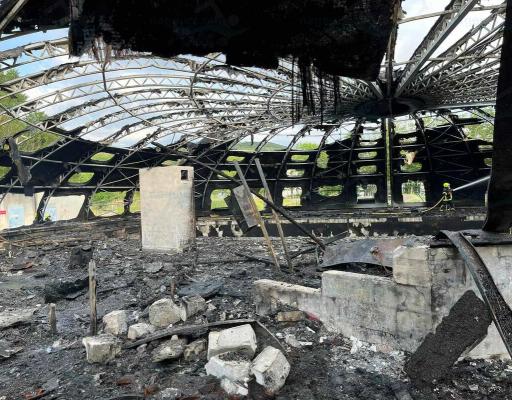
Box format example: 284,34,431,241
207,324,257,360
251,346,291,395
144,261,164,274
180,294,207,321
184,338,206,360
103,310,128,336
221,378,249,397
277,311,306,322
0,340,23,359
157,388,182,399
205,355,251,382
0,307,36,330
128,323,156,340
149,298,181,328
82,334,121,364
152,337,188,362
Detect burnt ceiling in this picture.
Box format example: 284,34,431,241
5,0,399,81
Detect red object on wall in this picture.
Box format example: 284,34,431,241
0,210,6,215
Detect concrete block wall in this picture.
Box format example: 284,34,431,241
139,166,195,252
254,240,512,359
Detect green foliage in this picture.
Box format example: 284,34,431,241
358,165,377,174
90,191,126,216
401,162,422,173
226,155,245,162
0,166,10,178
130,191,140,213
402,181,425,203
291,154,309,162
210,189,231,209
282,187,302,207
232,141,286,152
318,185,342,197
218,170,237,179
358,151,377,160
68,172,94,184
286,169,304,177
464,122,494,142
0,70,58,152
161,159,180,166
91,152,115,162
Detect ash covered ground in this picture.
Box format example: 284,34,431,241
0,229,511,400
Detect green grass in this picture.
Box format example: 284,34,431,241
403,193,425,203
226,155,245,162
291,154,309,162
130,191,140,213
91,152,115,162
282,187,302,207
401,162,422,173
232,142,286,152
465,122,494,142
161,159,180,166
90,191,126,216
211,189,231,209
0,166,9,179
210,188,266,211
286,169,304,177
358,151,377,160
358,165,377,174
318,185,342,197
68,172,94,184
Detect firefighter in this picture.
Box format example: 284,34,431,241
440,182,454,211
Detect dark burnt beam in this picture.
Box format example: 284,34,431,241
483,0,512,232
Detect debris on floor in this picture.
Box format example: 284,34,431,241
0,229,511,399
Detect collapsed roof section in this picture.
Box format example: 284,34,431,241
3,0,400,81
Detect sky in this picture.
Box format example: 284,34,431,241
396,0,504,62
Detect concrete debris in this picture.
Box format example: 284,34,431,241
350,336,364,354
207,324,257,359
251,346,291,395
205,354,251,382
127,323,156,340
156,388,182,399
3,229,512,400
183,338,206,360
0,340,23,359
152,336,188,362
0,307,36,330
149,298,181,328
144,261,164,274
180,294,207,321
221,377,249,397
103,310,128,336
277,310,306,322
82,334,122,364
285,334,312,348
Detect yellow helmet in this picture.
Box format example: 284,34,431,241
443,182,450,188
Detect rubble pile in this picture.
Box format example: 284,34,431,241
0,226,511,399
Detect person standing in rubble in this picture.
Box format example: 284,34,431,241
440,182,455,211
